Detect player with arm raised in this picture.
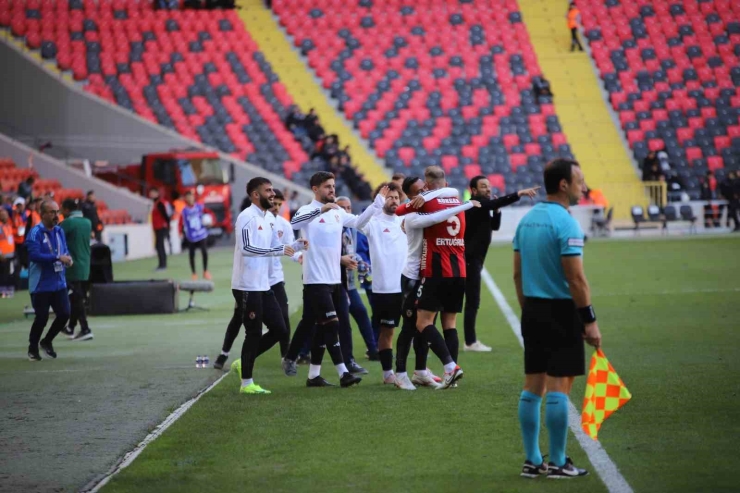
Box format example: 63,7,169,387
282,171,387,387
393,173,480,389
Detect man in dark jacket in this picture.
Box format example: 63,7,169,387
26,200,73,361
81,191,103,242
463,176,539,352
60,199,93,341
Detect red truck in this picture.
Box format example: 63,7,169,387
95,151,233,240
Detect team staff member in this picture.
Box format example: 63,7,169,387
513,159,601,479
26,200,73,361
358,183,405,385
463,176,540,352
336,195,374,374
179,190,211,281
59,199,93,342
282,172,386,387
225,177,306,394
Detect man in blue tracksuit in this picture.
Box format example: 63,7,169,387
26,200,73,361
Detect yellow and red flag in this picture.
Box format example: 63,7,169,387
581,349,632,440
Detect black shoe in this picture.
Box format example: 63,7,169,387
347,361,369,375
306,376,335,387
61,326,74,338
296,354,311,365
40,340,57,359
365,350,380,361
71,330,93,342
521,460,549,478
547,457,589,479
28,350,42,362
213,354,228,370
339,372,361,388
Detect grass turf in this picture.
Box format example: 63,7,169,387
0,247,303,492
101,235,740,493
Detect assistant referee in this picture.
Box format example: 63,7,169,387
512,159,601,479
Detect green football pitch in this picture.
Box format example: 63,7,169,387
1,236,738,493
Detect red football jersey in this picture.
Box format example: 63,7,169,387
419,197,467,278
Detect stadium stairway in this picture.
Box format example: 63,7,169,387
518,0,644,218
237,0,388,187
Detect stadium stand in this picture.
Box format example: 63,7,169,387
0,0,369,199
274,0,574,194
579,0,740,199
0,157,131,224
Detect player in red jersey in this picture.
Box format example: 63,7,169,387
395,166,470,388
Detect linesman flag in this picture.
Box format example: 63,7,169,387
581,349,632,440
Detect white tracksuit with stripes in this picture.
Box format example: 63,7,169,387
232,203,303,292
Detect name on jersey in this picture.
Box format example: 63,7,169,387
435,238,465,246
436,198,461,205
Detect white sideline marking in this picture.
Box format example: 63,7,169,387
83,371,229,493
481,268,634,493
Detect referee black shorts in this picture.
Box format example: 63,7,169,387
372,292,403,328
302,284,341,324
521,297,585,377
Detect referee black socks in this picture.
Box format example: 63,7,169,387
444,328,459,363
422,325,453,366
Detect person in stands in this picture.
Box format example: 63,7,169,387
17,175,35,201
567,2,584,52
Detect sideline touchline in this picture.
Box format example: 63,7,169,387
481,267,633,493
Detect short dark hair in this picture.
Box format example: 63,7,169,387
385,181,401,196
86,190,95,197
273,189,285,200
309,171,335,188
391,172,406,181
544,159,580,194
402,176,421,196
247,177,272,196
183,190,194,197
469,175,487,190
62,198,78,212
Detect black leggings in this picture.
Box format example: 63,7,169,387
188,239,208,274
570,27,583,51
